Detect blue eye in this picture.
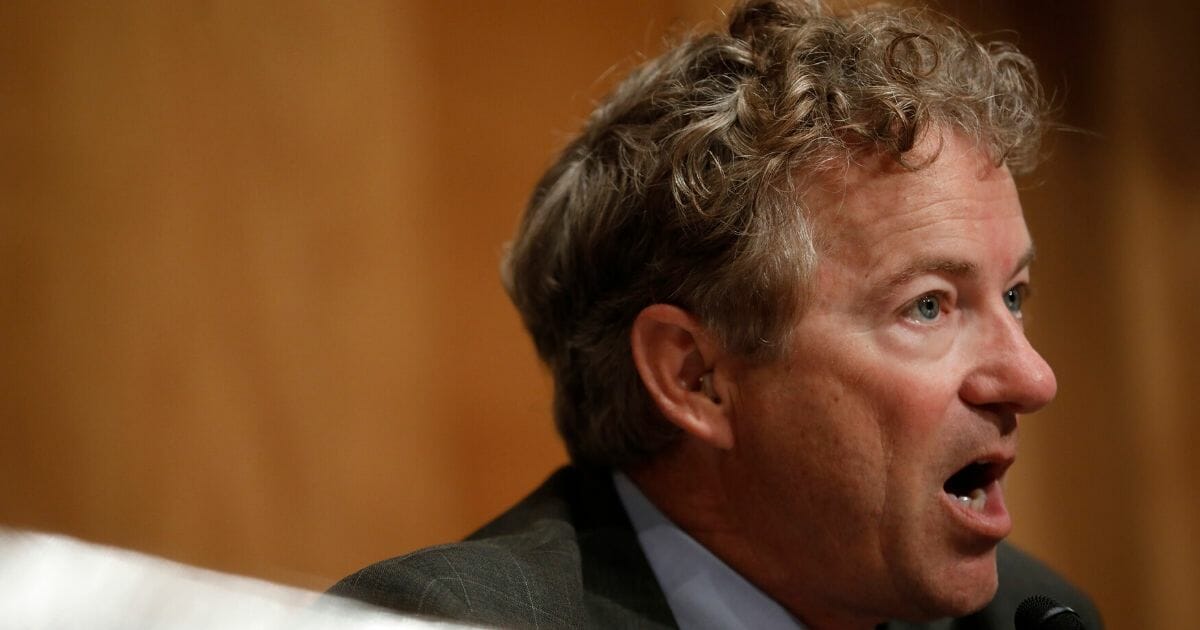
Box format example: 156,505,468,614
1004,285,1026,315
910,294,941,322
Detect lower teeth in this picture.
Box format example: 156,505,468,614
956,488,987,512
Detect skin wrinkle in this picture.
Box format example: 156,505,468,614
883,246,1036,295
866,246,1035,318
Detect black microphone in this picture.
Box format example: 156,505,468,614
1015,595,1086,629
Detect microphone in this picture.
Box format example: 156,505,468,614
1015,595,1086,629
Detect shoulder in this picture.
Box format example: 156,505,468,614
330,466,674,628
328,536,580,628
327,467,588,628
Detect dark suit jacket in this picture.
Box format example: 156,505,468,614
330,466,1102,629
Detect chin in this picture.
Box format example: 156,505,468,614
900,549,1000,621
938,571,998,618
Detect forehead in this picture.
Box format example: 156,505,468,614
804,133,1029,273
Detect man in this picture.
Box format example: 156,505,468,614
332,1,1102,628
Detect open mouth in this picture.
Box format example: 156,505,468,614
943,460,1005,513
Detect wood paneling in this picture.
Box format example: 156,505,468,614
1,1,1196,625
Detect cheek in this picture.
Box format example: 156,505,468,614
729,333,964,514
733,367,891,511
854,342,964,429
880,323,957,360
835,356,965,502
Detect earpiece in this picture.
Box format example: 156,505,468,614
699,372,721,404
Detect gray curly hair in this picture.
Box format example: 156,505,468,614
501,0,1048,469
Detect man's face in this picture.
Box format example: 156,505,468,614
722,133,1057,624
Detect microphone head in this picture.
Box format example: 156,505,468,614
1015,594,1086,629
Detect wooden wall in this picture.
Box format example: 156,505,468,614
1,2,1196,628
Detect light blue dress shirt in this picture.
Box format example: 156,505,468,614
613,472,808,630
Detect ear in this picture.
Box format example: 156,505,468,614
630,304,733,450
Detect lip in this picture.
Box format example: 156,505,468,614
939,450,1016,541
940,477,1012,541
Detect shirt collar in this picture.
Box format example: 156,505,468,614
613,472,808,630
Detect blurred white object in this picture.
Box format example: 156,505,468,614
0,528,470,629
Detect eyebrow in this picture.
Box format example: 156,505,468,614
876,244,1037,299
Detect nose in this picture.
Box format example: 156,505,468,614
959,313,1058,415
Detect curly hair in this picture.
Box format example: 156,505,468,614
501,0,1048,469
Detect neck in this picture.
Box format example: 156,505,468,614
624,440,887,630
